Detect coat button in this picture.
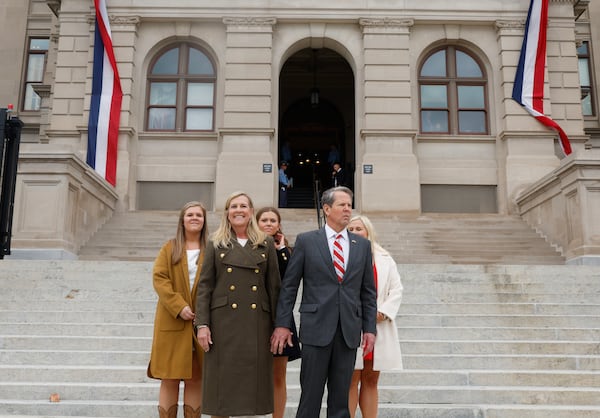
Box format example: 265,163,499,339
227,267,233,273
251,285,257,291
220,253,225,258
229,285,236,291
251,303,257,309
231,303,238,309
254,268,260,273
261,253,266,258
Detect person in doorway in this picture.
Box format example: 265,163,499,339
331,162,348,188
271,186,377,418
347,215,403,418
256,207,302,418
148,201,209,418
327,144,340,168
279,161,292,207
195,191,281,418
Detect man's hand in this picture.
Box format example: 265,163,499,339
197,327,212,352
361,332,376,356
270,327,293,355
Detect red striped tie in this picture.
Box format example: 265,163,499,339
333,234,345,282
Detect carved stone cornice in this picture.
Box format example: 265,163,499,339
111,16,141,27
495,20,525,30
359,18,414,35
87,15,141,29
359,18,414,28
222,17,277,27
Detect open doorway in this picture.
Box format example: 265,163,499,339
279,47,355,208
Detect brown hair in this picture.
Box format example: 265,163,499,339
171,201,208,265
256,206,289,248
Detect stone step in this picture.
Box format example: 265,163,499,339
3,381,600,405
3,260,600,417
3,403,600,418
399,340,600,355
74,211,564,264
399,327,600,341
0,323,151,337
396,314,600,328
402,303,600,315
5,365,600,388
4,301,600,315
4,323,600,342
6,260,598,283
4,334,600,356
3,348,600,371
401,353,600,370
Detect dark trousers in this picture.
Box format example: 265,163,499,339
296,324,357,418
279,186,287,208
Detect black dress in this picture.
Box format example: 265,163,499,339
275,246,301,361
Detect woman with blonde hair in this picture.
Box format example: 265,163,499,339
347,214,403,418
195,191,281,418
148,201,208,418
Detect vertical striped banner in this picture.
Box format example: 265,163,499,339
87,0,122,186
511,0,572,155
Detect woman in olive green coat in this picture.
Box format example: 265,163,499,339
195,191,280,418
148,201,208,418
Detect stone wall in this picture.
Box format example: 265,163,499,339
516,149,600,265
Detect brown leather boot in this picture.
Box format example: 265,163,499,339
183,404,202,418
158,404,178,418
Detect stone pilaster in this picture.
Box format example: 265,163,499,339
100,15,140,211
496,19,560,213
359,18,419,212
215,17,277,208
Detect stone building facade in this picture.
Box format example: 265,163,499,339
1,0,599,263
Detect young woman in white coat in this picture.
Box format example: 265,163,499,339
347,215,403,418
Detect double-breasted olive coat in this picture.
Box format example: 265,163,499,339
147,240,204,379
195,237,280,416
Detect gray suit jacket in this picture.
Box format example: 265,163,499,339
275,227,377,348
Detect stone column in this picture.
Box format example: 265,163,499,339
359,18,419,213
215,17,277,208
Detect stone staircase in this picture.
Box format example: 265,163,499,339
78,210,564,265
1,260,600,417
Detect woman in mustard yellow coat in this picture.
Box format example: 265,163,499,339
148,201,209,418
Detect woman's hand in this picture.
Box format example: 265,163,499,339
275,231,286,250
376,311,388,323
179,306,195,321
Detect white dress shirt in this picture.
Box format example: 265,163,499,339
325,224,348,270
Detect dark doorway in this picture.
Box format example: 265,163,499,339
279,47,355,208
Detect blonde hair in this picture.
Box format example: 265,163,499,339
212,191,266,248
171,201,208,265
349,214,387,257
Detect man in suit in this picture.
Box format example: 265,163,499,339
331,162,347,188
271,186,377,418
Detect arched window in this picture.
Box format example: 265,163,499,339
419,46,488,135
146,43,215,131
